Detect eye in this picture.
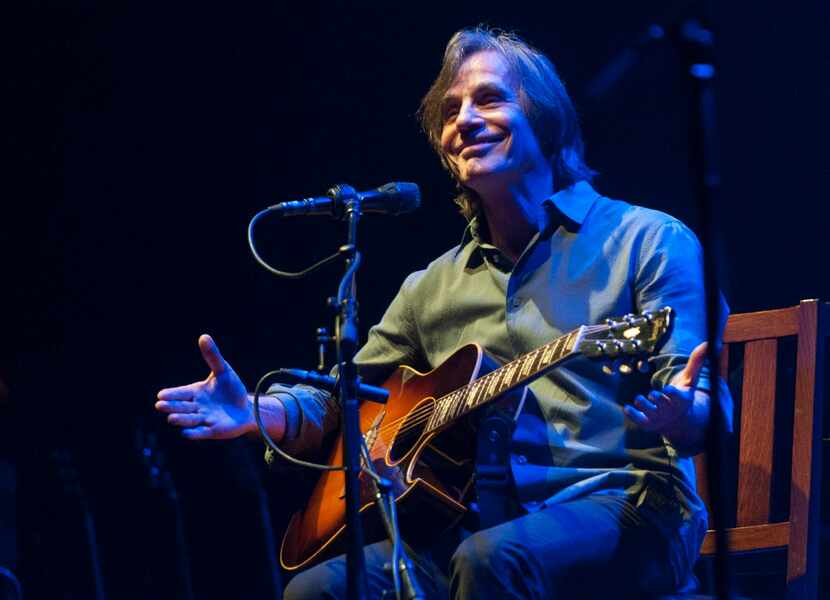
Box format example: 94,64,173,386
442,104,459,122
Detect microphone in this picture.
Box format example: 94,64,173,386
278,368,389,404
270,182,420,219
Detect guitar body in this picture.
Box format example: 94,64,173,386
278,307,673,572
280,343,515,571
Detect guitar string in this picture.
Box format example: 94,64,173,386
368,322,636,439
373,346,571,437
371,334,586,438
369,328,604,439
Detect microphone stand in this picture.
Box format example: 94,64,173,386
248,181,423,599
335,184,424,600
335,185,370,600
679,17,735,600
584,11,734,598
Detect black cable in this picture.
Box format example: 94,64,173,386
336,250,361,304
247,207,346,279
254,366,417,599
252,369,345,471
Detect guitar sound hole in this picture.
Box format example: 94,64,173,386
388,398,434,464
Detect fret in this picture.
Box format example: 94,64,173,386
465,380,479,409
426,405,438,431
529,346,545,374
441,396,452,423
566,331,576,353
495,367,509,390
562,331,574,354
510,361,522,386
451,391,464,420
446,392,459,421
473,378,486,406
496,365,508,390
551,336,564,362
551,338,563,361
488,370,499,393
472,379,486,408
485,372,500,397
561,332,573,356
502,361,518,389
519,350,536,378
442,397,452,425
540,342,555,366
433,399,444,428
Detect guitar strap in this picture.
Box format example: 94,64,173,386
474,408,517,530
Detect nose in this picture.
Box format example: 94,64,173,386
455,99,483,133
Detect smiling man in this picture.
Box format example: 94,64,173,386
156,27,727,599
436,50,555,262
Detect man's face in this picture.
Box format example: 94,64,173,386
439,50,549,194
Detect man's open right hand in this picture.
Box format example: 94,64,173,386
155,334,254,440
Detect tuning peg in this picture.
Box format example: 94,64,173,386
618,361,634,375
601,340,621,357
637,359,651,374
620,340,640,354
581,341,604,358
602,359,629,375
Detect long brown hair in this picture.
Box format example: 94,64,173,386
418,26,596,220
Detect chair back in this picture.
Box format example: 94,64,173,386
693,299,827,597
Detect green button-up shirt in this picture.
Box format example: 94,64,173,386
269,181,728,535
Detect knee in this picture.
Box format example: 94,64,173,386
450,530,530,583
283,564,344,600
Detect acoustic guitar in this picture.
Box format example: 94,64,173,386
280,307,673,571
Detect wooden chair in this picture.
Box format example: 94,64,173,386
691,299,827,598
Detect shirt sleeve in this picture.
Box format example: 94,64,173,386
634,219,734,433
352,269,429,383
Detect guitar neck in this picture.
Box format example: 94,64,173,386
425,328,582,433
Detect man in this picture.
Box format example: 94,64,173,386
156,27,727,598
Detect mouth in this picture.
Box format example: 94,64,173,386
459,138,502,158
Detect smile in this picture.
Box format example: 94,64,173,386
459,139,501,158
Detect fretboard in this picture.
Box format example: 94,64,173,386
425,328,580,433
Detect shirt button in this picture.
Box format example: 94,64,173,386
515,454,528,465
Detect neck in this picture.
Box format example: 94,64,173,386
477,172,554,262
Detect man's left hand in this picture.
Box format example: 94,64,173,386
624,342,708,433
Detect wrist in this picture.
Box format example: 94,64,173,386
245,393,287,441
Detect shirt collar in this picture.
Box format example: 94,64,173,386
542,180,601,228
455,181,601,264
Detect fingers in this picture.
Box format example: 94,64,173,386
634,394,657,413
198,334,229,375
647,388,683,414
634,391,670,418
181,426,214,440
623,404,650,428
628,391,676,431
154,399,199,414
167,413,204,428
679,341,708,387
157,384,200,402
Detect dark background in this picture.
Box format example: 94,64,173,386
5,1,829,598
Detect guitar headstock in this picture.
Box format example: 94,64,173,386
576,307,673,374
